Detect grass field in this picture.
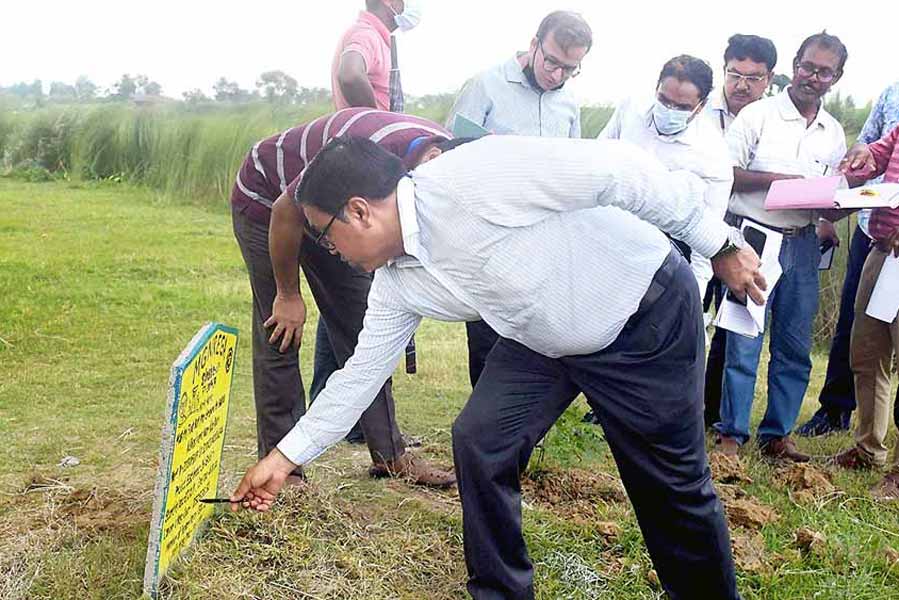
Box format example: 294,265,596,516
1,179,898,599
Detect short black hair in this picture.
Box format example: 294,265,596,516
657,55,714,101
536,11,592,53
296,136,406,217
794,31,848,74
724,34,777,71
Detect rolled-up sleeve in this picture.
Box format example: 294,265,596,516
277,271,421,465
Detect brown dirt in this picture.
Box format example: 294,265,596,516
795,527,827,555
885,547,899,565
730,531,768,573
710,453,753,485
522,466,626,506
775,464,835,502
715,483,748,504
725,498,779,530
57,487,148,537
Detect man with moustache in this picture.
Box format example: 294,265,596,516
714,32,849,460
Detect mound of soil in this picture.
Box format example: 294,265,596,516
710,453,753,485
731,531,767,573
58,488,147,537
522,467,627,507
794,527,827,555
725,498,779,530
775,464,835,502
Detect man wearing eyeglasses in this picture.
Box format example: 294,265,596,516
444,10,592,386
230,134,767,599
713,32,849,461
600,55,732,296
702,34,777,429
230,107,456,489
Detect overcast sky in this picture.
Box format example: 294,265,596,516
4,0,896,106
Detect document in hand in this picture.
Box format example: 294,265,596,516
764,175,845,210
451,113,490,139
713,222,783,338
833,183,899,210
865,253,899,323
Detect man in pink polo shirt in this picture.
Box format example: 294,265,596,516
332,1,421,112
831,123,899,500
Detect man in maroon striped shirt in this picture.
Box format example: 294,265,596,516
831,123,899,500
231,107,455,487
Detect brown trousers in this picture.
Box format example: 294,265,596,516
850,248,899,467
232,205,405,472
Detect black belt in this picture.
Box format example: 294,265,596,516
725,212,815,238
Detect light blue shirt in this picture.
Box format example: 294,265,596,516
445,54,581,138
856,81,899,237
278,136,730,465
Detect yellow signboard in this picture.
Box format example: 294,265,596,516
143,322,238,598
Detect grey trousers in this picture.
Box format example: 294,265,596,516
232,205,405,471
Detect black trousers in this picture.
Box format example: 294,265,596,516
232,206,405,469
452,251,739,600
703,277,727,426
465,320,500,388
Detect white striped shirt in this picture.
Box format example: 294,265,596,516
278,136,730,465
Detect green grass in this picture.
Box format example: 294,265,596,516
1,180,898,599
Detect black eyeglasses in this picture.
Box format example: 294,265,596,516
537,39,582,78
304,213,338,251
795,62,837,83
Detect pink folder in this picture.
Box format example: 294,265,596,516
764,175,844,210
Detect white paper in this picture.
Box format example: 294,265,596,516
713,223,783,338
818,246,835,270
833,183,899,209
866,253,899,323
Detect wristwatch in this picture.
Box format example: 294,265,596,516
711,227,747,259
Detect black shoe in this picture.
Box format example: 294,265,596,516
796,407,851,438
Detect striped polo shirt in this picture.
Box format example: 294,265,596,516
231,108,450,223
867,124,899,243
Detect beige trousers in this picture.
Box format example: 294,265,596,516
851,248,899,467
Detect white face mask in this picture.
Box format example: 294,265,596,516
391,0,422,32
652,101,697,136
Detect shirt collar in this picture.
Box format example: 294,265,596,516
708,89,731,117
359,10,392,47
504,54,529,86
778,87,829,130
395,176,420,261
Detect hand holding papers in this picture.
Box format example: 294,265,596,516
865,253,899,323
713,222,783,338
765,177,899,211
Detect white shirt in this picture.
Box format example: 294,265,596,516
445,55,581,138
599,96,734,294
726,88,847,228
278,136,730,465
703,89,737,135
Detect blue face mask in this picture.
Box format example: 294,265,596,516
652,101,695,136
391,0,422,32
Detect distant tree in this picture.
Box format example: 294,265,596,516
296,86,331,105
183,88,210,105
74,75,98,101
135,74,163,96
112,74,138,99
49,81,77,101
768,74,791,96
256,70,298,103
213,77,252,102
5,79,44,100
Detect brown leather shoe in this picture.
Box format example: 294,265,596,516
714,434,740,456
369,452,456,489
830,446,877,471
760,436,809,463
870,472,899,501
